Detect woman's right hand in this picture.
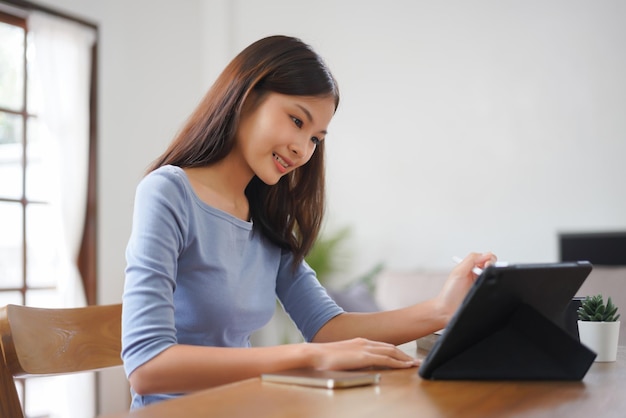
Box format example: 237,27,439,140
305,337,419,371
433,252,497,323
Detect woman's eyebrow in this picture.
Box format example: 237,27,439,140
296,104,313,123
296,104,328,135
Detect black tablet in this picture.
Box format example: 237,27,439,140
418,261,595,380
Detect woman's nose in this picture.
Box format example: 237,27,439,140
288,137,314,161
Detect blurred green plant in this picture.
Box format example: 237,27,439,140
269,226,384,345
305,226,384,292
305,226,352,285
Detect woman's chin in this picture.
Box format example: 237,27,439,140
256,171,285,186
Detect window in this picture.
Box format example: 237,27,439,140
0,4,98,305
0,2,98,416
0,10,29,308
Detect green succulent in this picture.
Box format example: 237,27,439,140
577,294,621,322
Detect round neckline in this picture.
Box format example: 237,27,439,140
170,165,253,229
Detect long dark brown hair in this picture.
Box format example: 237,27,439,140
148,35,340,266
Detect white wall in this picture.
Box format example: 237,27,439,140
28,0,626,413
225,0,626,279
33,0,626,303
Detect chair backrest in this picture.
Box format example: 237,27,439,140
0,303,122,418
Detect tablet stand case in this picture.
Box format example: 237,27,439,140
428,303,596,380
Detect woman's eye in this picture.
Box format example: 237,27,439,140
291,116,303,128
311,137,321,145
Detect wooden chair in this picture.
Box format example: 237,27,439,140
0,303,122,418
0,350,21,418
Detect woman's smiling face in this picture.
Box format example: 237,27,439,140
234,92,336,185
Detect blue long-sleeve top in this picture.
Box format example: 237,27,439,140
122,165,343,408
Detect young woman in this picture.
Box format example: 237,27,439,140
122,35,496,409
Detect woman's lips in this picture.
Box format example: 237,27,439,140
273,153,291,173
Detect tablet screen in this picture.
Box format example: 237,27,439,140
418,261,593,379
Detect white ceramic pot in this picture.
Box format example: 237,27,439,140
577,320,620,362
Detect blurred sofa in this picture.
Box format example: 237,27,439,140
373,266,626,345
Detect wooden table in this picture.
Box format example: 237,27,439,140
100,346,626,418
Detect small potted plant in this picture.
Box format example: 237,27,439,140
577,294,621,362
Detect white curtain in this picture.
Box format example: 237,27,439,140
27,11,96,418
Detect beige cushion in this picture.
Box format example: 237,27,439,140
374,266,626,345
374,269,448,311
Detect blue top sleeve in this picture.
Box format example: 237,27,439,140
122,166,344,408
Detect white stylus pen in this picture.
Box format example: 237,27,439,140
452,256,483,276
